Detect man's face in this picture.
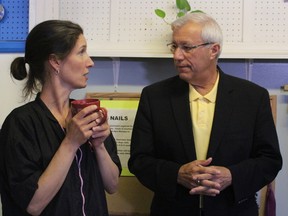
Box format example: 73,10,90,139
171,22,214,83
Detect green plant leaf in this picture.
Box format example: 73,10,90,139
176,0,186,10
183,0,191,11
176,0,191,11
155,9,166,18
177,11,186,18
190,10,204,13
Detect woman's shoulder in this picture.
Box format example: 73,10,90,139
9,100,39,117
2,100,44,129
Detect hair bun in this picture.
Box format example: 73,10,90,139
10,57,27,80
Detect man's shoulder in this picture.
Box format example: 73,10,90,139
221,72,266,92
144,75,184,91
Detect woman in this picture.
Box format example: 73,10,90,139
0,20,121,216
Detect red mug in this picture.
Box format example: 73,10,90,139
71,99,107,125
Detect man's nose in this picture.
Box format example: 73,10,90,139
173,48,185,60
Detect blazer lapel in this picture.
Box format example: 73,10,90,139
207,71,234,158
170,78,197,161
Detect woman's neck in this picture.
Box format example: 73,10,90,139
40,86,71,128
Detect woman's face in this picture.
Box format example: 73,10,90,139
58,34,94,90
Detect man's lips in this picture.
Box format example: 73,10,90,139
176,65,190,69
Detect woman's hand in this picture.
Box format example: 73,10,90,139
65,105,100,147
90,120,111,148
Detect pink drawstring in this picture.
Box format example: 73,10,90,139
75,148,86,216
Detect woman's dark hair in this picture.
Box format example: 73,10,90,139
10,20,83,99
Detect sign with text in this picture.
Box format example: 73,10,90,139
86,92,140,176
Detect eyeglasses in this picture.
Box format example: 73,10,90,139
167,42,213,54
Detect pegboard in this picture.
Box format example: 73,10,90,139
0,0,29,52
59,0,111,42
57,1,243,46
30,0,288,58
251,0,287,44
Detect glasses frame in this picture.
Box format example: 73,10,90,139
167,42,214,54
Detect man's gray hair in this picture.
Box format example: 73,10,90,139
171,12,223,58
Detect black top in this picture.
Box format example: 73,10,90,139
0,95,121,216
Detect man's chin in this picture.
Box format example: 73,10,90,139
178,73,190,83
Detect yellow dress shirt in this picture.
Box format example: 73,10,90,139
189,74,219,160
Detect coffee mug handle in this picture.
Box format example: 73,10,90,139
98,107,107,125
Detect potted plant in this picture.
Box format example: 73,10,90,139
155,0,203,24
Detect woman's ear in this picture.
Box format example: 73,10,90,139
48,54,61,73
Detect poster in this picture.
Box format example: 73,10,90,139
86,93,140,176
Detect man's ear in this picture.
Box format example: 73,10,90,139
48,54,61,72
210,43,220,59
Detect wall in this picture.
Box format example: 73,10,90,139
0,54,26,123
0,56,288,215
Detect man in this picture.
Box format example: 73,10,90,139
128,13,282,216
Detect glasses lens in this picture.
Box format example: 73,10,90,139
167,43,176,53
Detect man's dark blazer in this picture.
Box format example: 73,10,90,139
128,68,282,216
